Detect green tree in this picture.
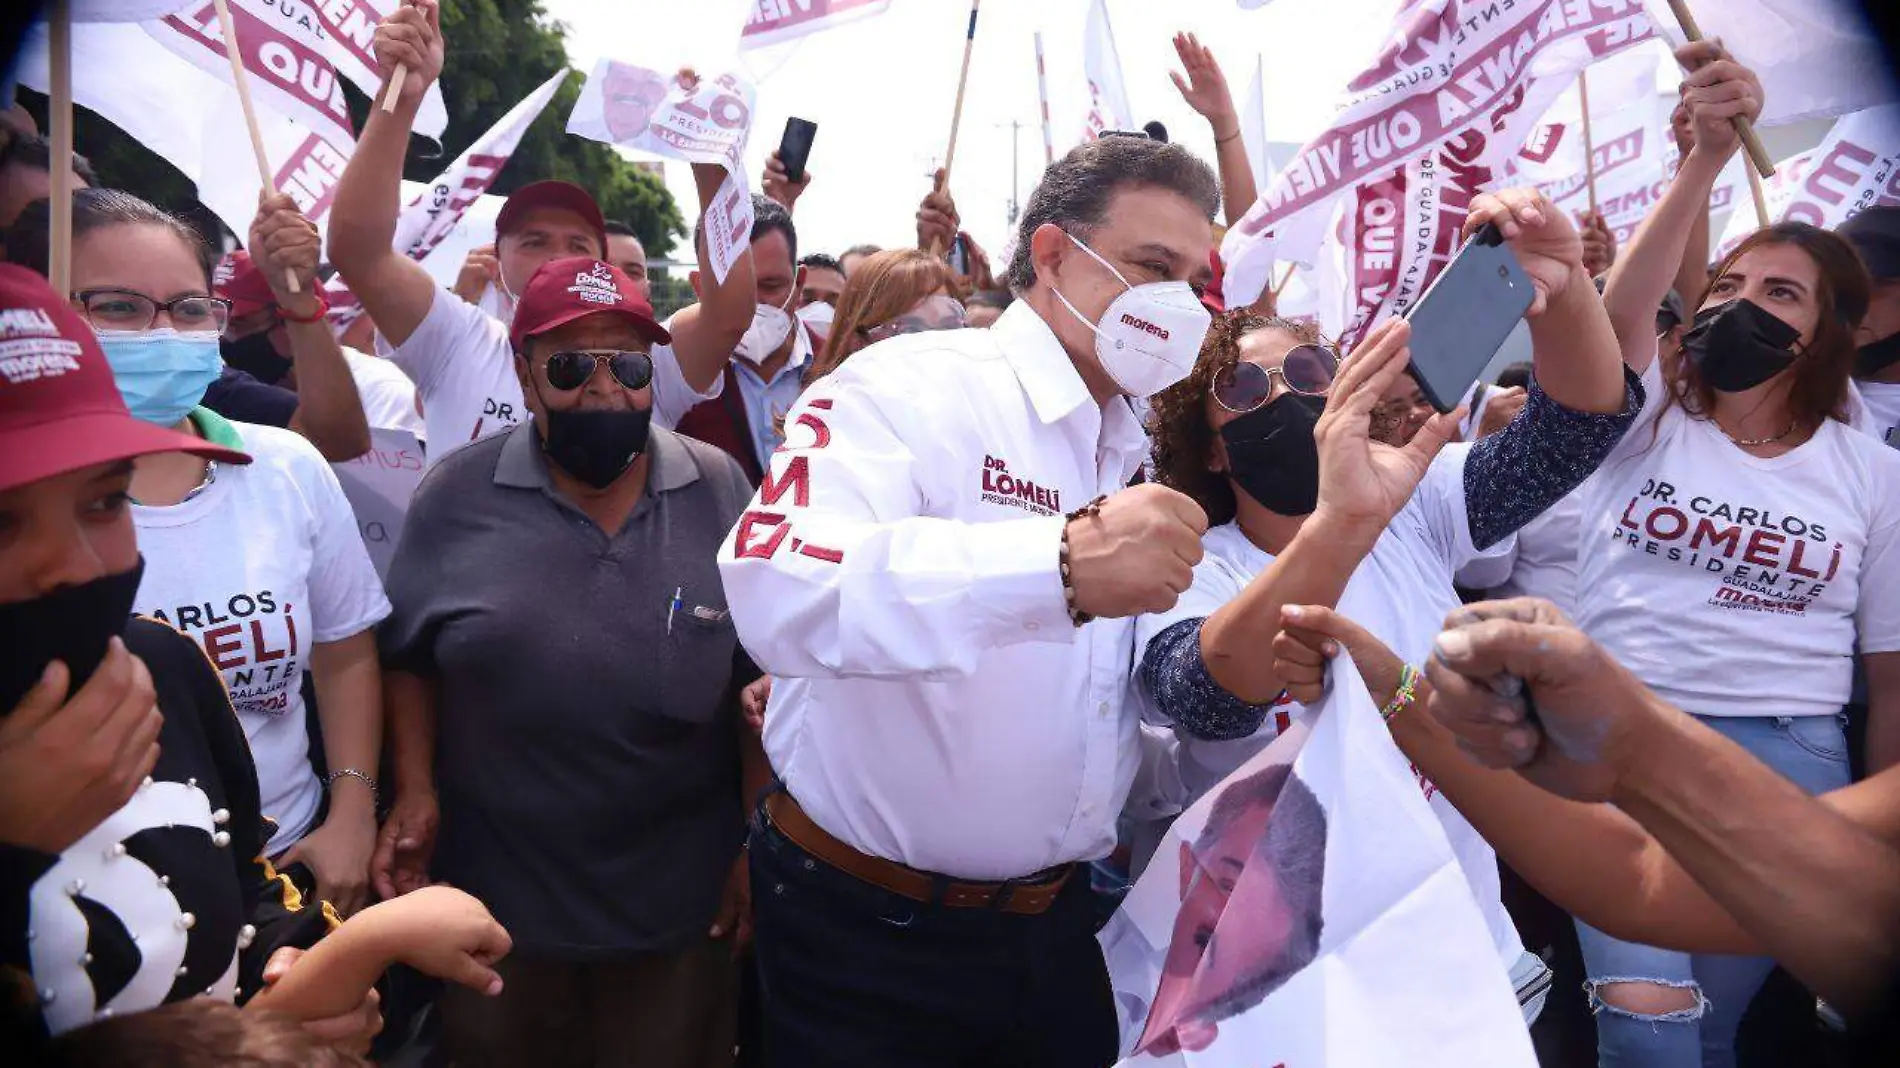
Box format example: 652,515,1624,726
19,0,684,257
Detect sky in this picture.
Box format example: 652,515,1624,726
539,0,1399,263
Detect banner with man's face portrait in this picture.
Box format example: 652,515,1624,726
1100,655,1534,1067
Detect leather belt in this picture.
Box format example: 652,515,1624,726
763,790,1072,917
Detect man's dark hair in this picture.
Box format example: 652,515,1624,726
967,288,1013,310
1004,137,1220,292
1495,361,1533,391
0,131,99,185
751,193,797,263
799,252,843,274
1195,768,1328,1023
6,188,213,281
603,219,640,239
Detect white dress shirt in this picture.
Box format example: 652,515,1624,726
717,301,1149,881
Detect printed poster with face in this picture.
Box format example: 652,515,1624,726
1100,654,1535,1066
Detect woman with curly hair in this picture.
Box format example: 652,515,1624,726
1129,189,1642,1031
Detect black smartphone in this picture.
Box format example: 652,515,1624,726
778,117,818,184
1401,222,1534,413
947,233,971,276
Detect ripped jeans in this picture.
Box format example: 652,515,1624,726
1575,713,1852,1068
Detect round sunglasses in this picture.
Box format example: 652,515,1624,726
543,349,654,392
1213,343,1340,414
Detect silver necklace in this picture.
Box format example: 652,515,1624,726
1725,420,1795,447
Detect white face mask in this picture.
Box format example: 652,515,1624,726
795,301,835,333
735,297,796,365
1050,231,1212,397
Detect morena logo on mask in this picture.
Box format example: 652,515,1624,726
1119,313,1169,341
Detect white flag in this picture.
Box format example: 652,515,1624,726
1082,0,1134,140
1712,105,1900,262
740,0,891,50
1641,0,1898,127
1100,654,1534,1067
568,62,757,283
326,70,568,329
1240,54,1276,191
1221,0,1656,306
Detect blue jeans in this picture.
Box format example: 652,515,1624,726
1575,713,1851,1068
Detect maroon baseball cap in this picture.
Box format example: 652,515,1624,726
509,256,672,351
213,249,278,320
0,264,249,494
494,180,608,254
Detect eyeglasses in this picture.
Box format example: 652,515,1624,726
1213,343,1339,414
862,295,968,343
72,289,231,334
543,349,654,392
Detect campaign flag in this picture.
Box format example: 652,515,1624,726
568,61,758,283
1082,0,1134,140
1712,105,1900,262
1221,0,1656,306
740,0,890,50
332,428,426,581
1100,653,1534,1066
326,69,568,330
1641,0,1898,127
1240,54,1276,192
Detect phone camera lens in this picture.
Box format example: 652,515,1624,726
1498,266,1508,278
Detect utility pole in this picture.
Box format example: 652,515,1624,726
997,120,1025,225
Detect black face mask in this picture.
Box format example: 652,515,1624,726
1220,392,1326,516
538,406,653,489
1682,298,1804,393
221,330,292,385
1856,330,1900,377
0,558,144,715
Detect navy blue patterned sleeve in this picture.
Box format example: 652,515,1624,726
1139,618,1283,741
1465,365,1645,551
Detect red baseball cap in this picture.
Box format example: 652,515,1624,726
0,264,248,494
494,180,608,254
213,250,278,320
509,256,672,352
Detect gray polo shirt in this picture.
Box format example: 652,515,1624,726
379,423,755,957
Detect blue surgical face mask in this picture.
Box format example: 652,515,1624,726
96,329,224,427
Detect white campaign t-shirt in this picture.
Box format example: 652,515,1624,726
342,345,425,440
392,287,721,463
133,422,392,850
1132,444,1527,969
1852,378,1900,449
1575,365,1900,718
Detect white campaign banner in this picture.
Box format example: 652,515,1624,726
568,62,756,283
1101,655,1533,1066
326,70,567,330
1712,105,1900,262
1221,0,1656,306
1082,0,1133,140
1641,0,1897,127
740,0,891,50
332,427,426,581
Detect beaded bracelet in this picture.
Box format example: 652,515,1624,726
1060,495,1108,627
1381,663,1422,723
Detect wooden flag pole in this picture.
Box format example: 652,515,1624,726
48,0,73,297
1034,30,1055,168
1664,0,1777,205
1577,69,1599,217
210,0,301,293
1272,263,1297,300
930,0,981,257
1744,161,1771,231
382,67,408,113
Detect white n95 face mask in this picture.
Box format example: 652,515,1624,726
735,300,796,365
1051,231,1212,397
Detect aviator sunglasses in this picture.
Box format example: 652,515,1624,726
543,349,655,392
1212,343,1340,414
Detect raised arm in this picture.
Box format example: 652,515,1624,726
661,162,759,393
1169,32,1256,228
326,0,447,347
249,195,371,461
1603,43,1761,373
1667,99,1713,312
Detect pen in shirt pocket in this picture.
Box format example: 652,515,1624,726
668,586,682,635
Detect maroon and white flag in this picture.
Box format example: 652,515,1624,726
1713,104,1900,262
1222,0,1655,306
740,0,890,50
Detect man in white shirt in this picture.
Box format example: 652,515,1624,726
328,2,755,461
718,135,1219,1067
1842,208,1900,447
